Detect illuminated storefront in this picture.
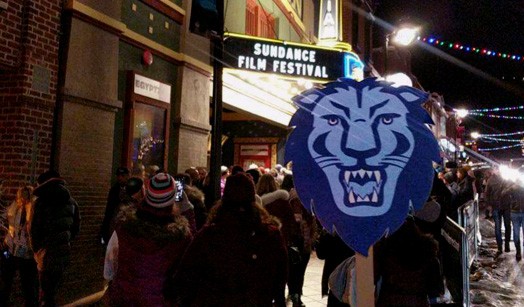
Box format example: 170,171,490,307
220,33,364,167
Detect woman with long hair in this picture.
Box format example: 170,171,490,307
1,186,38,306
172,173,288,306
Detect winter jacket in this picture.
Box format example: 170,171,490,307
104,208,192,306
289,189,316,253
375,220,443,307
172,210,288,307
30,178,80,271
261,189,298,247
485,174,507,210
455,175,474,207
100,183,126,243
184,185,208,230
505,183,524,213
315,230,355,297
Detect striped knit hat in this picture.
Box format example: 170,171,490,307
145,172,177,208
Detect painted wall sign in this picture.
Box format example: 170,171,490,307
285,78,441,255
224,34,362,81
318,0,339,41
134,74,172,104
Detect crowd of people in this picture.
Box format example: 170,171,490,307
0,160,520,306
97,163,314,307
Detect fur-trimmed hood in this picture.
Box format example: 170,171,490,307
117,207,191,249
260,189,289,206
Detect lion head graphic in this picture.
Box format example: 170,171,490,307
285,78,440,255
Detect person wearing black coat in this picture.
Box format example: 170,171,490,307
100,167,129,244
30,170,80,307
315,228,355,307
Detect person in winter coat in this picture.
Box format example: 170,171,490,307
177,173,207,231
172,173,288,307
103,172,192,306
30,170,81,307
257,174,300,304
257,174,297,247
100,167,129,245
315,229,354,307
504,177,524,261
455,167,475,208
281,174,316,307
485,168,512,256
1,186,38,306
375,217,444,307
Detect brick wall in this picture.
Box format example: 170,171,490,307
0,0,61,197
0,0,61,304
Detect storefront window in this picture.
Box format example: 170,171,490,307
131,103,166,176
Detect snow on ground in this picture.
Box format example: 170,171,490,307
470,217,524,307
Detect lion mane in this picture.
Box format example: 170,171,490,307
285,78,441,255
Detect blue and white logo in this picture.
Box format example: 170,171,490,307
285,78,440,255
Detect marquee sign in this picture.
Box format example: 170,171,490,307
224,34,362,81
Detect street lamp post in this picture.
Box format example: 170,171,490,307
383,26,419,77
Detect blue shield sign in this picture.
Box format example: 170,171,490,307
285,78,440,255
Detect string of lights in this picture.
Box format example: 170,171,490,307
468,113,524,120
478,143,523,152
480,136,523,143
479,130,524,137
469,105,524,113
419,36,524,62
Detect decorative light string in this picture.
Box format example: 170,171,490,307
469,105,524,113
469,113,524,120
480,136,523,143
479,130,524,137
419,36,524,62
478,143,523,152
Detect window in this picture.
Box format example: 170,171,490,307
246,0,276,39
131,103,166,173
124,72,171,178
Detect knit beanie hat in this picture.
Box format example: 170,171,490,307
222,173,256,206
145,172,177,208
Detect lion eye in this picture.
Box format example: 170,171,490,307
379,114,399,125
326,116,339,126
382,117,393,125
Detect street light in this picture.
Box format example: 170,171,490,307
471,131,480,139
384,25,419,75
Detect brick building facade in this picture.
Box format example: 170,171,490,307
1,0,373,304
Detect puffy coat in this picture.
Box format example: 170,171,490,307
172,209,288,307
30,178,80,270
105,210,192,306
260,189,298,247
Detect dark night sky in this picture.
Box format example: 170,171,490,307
373,0,524,160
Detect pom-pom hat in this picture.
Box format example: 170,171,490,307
146,172,177,208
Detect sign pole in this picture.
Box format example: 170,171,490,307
356,246,375,307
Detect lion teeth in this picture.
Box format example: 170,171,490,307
357,195,365,202
345,171,350,183
358,169,366,178
349,189,356,203
372,191,378,202
352,171,358,178
374,171,381,183
366,171,373,178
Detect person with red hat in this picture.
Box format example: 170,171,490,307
103,172,192,306
171,173,288,306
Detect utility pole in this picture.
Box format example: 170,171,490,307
209,0,224,203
